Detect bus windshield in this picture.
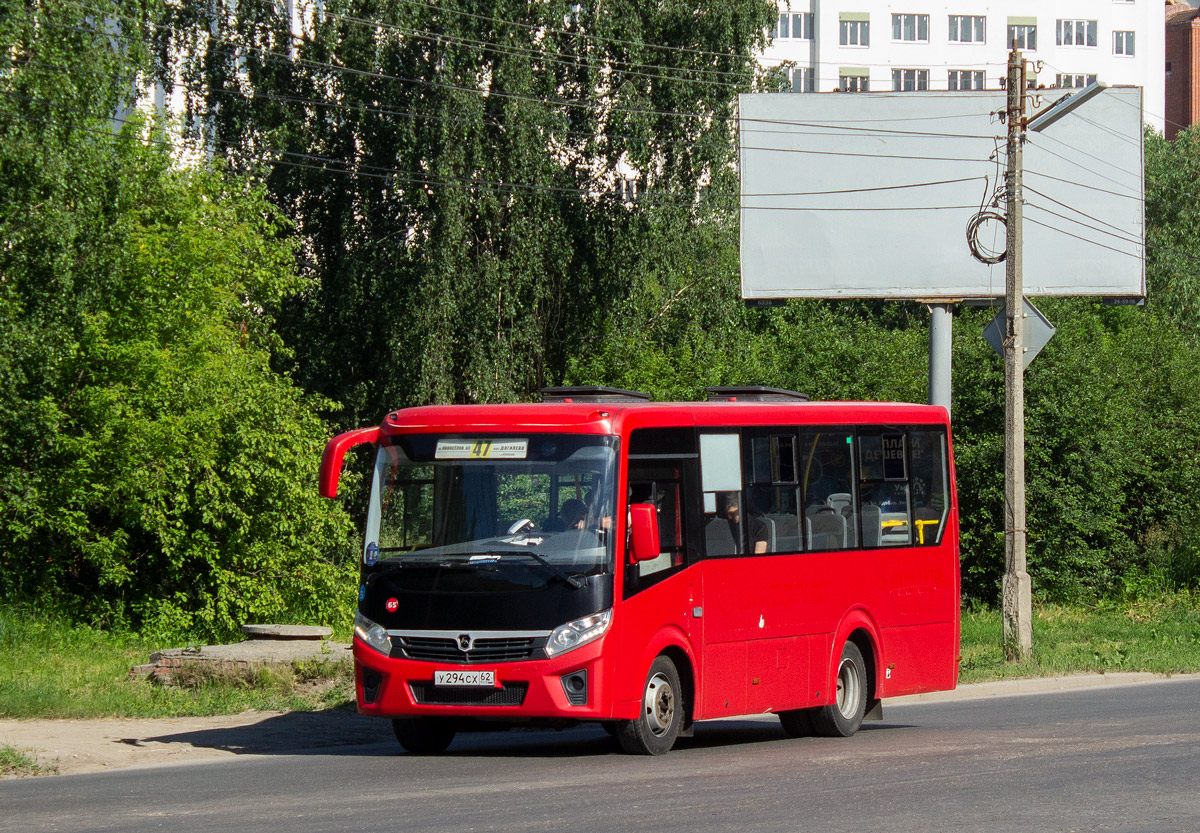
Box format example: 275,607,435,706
363,434,617,578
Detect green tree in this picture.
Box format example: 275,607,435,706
0,0,356,638
157,0,777,421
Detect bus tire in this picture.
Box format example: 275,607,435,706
811,641,868,738
392,718,456,754
778,708,815,737
617,657,683,755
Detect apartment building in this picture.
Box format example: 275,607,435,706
1165,0,1200,137
760,1,1164,129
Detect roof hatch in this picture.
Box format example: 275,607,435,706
704,386,810,402
539,386,652,403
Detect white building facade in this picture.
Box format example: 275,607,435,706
760,0,1164,128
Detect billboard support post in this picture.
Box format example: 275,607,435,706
928,304,953,416
1002,45,1032,662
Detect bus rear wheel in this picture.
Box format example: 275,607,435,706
617,657,683,755
811,641,868,738
392,718,456,754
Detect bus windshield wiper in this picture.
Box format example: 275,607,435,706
484,551,583,589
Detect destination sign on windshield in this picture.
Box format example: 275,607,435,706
434,439,529,460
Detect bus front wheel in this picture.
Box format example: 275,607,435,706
617,657,683,755
811,641,868,738
392,718,456,754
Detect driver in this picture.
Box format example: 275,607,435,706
560,498,587,530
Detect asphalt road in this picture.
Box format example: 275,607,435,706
5,678,1198,833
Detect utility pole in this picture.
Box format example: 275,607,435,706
1002,45,1032,661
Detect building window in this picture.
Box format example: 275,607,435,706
1057,19,1098,47
840,19,870,46
1054,73,1097,88
788,66,815,92
948,70,986,90
948,15,985,44
1008,24,1037,50
1113,31,1135,56
839,74,870,92
999,75,1038,90
891,69,929,91
892,13,929,42
771,12,814,39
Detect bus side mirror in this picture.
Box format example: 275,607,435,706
319,426,380,498
628,503,660,564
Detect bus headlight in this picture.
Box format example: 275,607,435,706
354,610,393,656
545,609,612,658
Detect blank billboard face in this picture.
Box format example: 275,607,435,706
738,89,1144,300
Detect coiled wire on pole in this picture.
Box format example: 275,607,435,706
966,209,1007,264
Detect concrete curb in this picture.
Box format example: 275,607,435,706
888,671,1200,705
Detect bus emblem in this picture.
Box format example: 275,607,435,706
457,634,472,652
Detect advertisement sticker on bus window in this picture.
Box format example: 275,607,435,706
435,439,528,460
881,433,907,480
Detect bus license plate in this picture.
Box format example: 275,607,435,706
434,670,496,687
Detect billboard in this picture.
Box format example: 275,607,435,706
738,89,1144,300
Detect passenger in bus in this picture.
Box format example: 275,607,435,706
560,498,588,531
719,494,769,554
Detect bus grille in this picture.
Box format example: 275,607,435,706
398,636,539,663
410,681,529,706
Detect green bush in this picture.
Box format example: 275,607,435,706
0,4,357,640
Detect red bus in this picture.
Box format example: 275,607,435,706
319,386,960,755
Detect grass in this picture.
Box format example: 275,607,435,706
0,744,57,777
2,595,1199,720
0,608,354,719
959,592,1200,684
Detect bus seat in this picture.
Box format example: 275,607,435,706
756,516,776,552
704,517,739,556
843,505,858,548
860,504,882,547
806,512,846,550
827,492,853,514
766,514,801,552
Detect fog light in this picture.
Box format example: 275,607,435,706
362,670,383,704
560,670,588,706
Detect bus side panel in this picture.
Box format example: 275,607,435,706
612,568,697,720
747,636,810,714
695,557,812,719
878,621,959,697
872,542,960,698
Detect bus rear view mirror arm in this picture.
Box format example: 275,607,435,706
628,503,660,564
319,427,380,498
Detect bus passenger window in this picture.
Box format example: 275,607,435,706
743,432,802,554
910,428,950,545
801,430,854,551
858,428,912,547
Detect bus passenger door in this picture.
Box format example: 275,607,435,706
616,437,702,716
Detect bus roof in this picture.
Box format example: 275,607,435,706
379,400,950,437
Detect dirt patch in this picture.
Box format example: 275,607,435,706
0,708,394,777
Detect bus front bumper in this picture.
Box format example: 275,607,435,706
353,638,612,722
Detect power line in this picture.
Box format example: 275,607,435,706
1023,183,1141,241
1024,167,1141,200
379,0,767,64
8,58,1010,170
1025,200,1143,249
1023,214,1144,260
316,10,760,88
